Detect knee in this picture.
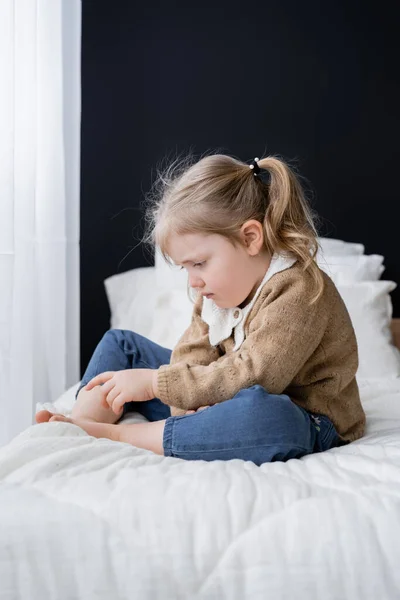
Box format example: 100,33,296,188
102,328,136,346
234,385,310,444
102,329,118,341
239,385,293,409
230,385,274,428
236,384,289,411
99,328,120,349
103,328,129,339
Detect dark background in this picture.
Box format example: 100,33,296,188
80,0,400,376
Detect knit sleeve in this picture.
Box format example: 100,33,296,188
163,294,222,416
156,273,330,410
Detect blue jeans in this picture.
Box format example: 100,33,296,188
76,329,347,466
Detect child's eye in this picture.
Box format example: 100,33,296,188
179,262,205,270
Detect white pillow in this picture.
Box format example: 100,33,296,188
147,289,194,350
104,267,159,340
104,266,194,349
317,237,365,255
317,254,385,283
336,280,400,380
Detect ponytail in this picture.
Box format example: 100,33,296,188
257,157,324,304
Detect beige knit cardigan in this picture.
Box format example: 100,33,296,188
156,263,366,443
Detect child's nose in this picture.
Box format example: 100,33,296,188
188,273,204,289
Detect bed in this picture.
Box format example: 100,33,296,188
1,240,400,600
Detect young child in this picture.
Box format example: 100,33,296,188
36,153,366,466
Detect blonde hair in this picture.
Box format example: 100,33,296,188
142,151,324,304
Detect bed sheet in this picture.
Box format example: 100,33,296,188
1,378,400,600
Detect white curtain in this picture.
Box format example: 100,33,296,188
0,0,81,446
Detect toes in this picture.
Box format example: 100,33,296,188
35,410,54,424
49,415,72,423
36,411,75,425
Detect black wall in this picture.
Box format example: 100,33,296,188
81,0,400,375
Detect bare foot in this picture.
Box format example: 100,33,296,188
72,386,122,424
48,414,119,440
35,410,56,423
35,410,81,424
35,385,121,426
36,410,165,454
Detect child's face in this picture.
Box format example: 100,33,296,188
167,232,269,309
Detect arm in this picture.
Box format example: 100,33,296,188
156,274,330,410
154,293,222,415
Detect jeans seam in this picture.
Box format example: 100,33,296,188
121,332,154,369
169,442,312,455
162,416,175,455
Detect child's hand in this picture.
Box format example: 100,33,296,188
185,406,210,415
84,369,156,415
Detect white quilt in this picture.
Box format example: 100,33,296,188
1,378,400,600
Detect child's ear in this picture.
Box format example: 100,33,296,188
240,220,264,255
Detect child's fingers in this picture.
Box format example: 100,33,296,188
101,395,110,410
85,371,115,390
105,382,120,403
185,406,209,415
111,395,125,415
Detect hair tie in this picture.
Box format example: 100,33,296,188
249,157,260,175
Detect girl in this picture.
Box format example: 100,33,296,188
36,153,366,466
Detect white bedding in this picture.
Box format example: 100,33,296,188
1,378,400,599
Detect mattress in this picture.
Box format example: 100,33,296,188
1,378,400,599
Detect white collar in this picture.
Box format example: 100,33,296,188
201,252,297,350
